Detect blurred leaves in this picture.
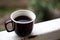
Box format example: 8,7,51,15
30,0,60,23
0,7,18,17
0,27,5,32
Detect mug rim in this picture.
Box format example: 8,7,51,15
10,10,36,24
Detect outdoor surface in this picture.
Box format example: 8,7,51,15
0,18,60,40
0,0,60,32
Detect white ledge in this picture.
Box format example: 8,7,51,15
0,18,60,40
32,18,60,35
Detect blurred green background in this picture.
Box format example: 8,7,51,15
0,0,60,31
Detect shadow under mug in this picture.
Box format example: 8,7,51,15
4,10,36,37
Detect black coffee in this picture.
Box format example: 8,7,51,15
15,16,31,22
14,16,33,37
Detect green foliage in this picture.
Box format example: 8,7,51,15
0,7,19,17
0,6,7,16
30,0,60,23
52,0,60,9
0,27,5,31
30,0,44,23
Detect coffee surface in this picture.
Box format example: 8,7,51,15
14,16,31,22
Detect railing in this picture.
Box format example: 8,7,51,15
0,18,60,40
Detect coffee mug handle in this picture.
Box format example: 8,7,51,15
4,19,15,32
